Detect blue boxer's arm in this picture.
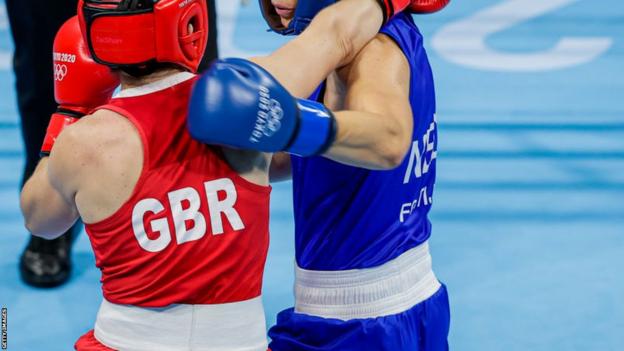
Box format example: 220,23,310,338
322,34,414,170
188,58,336,157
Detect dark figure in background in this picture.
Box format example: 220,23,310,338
199,0,219,72
6,0,219,287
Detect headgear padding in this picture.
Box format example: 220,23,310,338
78,0,209,73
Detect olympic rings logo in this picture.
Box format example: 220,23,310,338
263,99,283,136
54,64,68,81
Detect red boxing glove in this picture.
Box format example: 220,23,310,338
408,0,450,14
41,16,119,157
40,114,80,157
377,0,449,20
377,0,410,21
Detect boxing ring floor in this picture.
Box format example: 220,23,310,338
1,1,623,350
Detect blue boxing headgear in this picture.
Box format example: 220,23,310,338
259,0,336,35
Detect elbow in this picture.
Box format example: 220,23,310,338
20,196,37,234
24,219,40,237
377,129,412,170
20,194,51,239
333,0,382,63
24,218,46,239
334,20,355,65
22,203,48,238
316,7,355,65
312,0,382,65
24,218,61,240
378,143,409,169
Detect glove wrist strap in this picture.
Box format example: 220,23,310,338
287,99,336,157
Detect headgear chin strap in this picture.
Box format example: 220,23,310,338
259,0,336,36
78,0,209,73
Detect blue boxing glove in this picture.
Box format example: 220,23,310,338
188,58,336,156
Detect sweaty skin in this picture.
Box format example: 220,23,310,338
20,0,385,239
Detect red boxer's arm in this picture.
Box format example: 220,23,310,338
40,16,119,157
23,108,145,238
252,0,383,99
40,114,79,157
22,16,118,238
226,0,384,177
20,156,79,239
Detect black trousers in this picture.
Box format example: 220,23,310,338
6,0,78,186
6,0,219,237
200,0,219,73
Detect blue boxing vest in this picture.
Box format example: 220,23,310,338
291,13,438,271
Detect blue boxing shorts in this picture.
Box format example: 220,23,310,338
268,242,450,351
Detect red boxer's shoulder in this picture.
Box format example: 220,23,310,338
49,109,144,224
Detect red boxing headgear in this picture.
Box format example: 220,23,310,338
78,0,208,73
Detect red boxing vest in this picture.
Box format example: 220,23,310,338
85,74,271,307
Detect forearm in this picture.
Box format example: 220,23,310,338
20,158,79,239
323,110,411,170
252,0,383,98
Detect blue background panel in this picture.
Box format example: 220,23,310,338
0,1,622,350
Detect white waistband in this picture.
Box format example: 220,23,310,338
94,296,268,351
295,241,441,320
